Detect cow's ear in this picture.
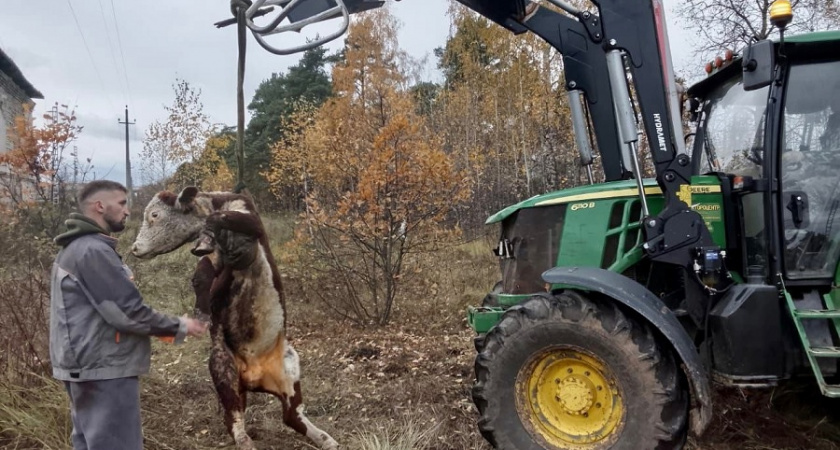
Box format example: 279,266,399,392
176,186,199,212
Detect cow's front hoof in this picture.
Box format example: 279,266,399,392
191,233,216,256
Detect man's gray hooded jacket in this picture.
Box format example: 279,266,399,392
50,214,187,381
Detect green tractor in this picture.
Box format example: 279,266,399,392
224,0,838,448
466,1,840,449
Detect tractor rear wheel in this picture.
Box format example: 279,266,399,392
472,292,688,450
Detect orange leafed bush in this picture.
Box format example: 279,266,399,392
265,9,470,326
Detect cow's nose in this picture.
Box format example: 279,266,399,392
130,244,138,255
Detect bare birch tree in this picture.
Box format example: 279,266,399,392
140,79,214,188
675,0,839,58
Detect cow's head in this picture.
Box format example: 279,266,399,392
131,187,206,259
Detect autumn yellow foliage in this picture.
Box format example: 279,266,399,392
266,8,469,325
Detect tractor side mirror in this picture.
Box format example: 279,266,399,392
743,39,775,91
786,191,810,229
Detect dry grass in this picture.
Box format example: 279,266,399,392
0,375,71,450
2,214,840,449
345,416,441,450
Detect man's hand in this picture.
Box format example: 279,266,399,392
184,317,209,337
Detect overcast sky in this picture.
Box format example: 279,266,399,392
0,0,697,186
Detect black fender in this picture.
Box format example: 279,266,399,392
542,266,712,437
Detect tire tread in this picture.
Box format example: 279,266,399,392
472,293,688,450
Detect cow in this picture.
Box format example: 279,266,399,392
130,187,338,450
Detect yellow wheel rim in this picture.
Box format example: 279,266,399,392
516,346,624,449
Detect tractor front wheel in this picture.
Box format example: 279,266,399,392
472,292,688,449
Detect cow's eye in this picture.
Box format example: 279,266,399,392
151,212,159,219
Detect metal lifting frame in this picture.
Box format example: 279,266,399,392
234,0,385,55
463,0,715,268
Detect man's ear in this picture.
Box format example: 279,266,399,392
176,187,199,212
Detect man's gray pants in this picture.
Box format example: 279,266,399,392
64,377,143,450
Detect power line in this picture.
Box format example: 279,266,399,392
110,0,134,108
65,0,117,113
97,0,128,105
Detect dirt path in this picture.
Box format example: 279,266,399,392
140,310,840,450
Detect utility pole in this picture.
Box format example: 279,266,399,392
49,104,60,204
118,105,136,207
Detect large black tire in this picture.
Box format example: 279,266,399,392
472,292,688,450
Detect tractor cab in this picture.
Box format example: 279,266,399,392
689,31,840,285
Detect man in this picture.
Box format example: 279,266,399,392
820,95,840,151
50,180,208,450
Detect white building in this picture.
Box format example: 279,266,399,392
0,46,43,207
1,47,42,153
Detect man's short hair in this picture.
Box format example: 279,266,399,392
78,180,128,205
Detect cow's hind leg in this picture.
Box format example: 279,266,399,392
210,325,254,450
261,340,338,450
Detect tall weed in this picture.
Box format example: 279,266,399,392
0,222,54,385
0,374,70,450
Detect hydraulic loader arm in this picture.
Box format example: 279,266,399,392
459,0,715,270
590,0,717,267
456,0,631,180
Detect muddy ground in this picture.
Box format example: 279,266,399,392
138,296,840,450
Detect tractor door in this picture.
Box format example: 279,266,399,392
780,60,840,280
695,74,770,277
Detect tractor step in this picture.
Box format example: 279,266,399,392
793,309,840,319
784,289,840,399
809,346,840,357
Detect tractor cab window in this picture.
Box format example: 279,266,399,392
781,60,840,279
700,77,769,178
698,75,770,274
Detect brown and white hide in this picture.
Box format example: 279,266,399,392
131,187,337,450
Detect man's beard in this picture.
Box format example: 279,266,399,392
105,217,126,232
